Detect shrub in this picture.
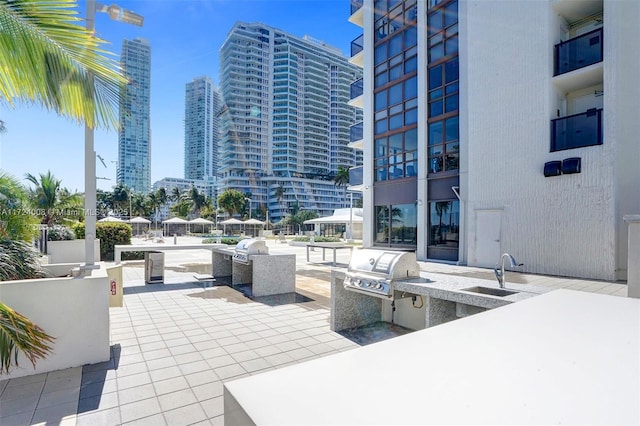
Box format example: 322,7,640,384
0,240,45,281
122,251,145,261
47,225,75,241
72,222,132,261
291,236,341,243
202,237,239,245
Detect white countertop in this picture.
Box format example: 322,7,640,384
224,290,640,425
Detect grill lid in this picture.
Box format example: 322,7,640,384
347,249,420,279
234,238,269,255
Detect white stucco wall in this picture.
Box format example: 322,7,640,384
0,270,110,379
462,0,616,280
607,0,640,280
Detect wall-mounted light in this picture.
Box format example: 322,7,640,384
562,157,581,174
544,161,562,177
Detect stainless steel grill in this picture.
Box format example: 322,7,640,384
232,239,269,264
343,249,421,299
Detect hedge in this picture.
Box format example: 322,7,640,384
72,222,132,261
202,237,240,245
291,236,341,243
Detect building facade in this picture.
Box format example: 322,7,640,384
184,76,221,181
152,177,217,221
351,0,640,280
118,38,152,193
218,22,363,222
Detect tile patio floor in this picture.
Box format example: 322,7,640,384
0,239,629,425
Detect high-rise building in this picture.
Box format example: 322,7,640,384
118,37,151,193
152,177,217,221
350,0,640,280
184,76,221,181
218,22,363,222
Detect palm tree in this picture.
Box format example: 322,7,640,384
217,189,246,219
188,186,206,218
112,183,129,213
274,184,285,218
171,187,182,203
0,172,38,241
25,171,81,225
0,0,127,375
0,0,127,129
333,166,350,187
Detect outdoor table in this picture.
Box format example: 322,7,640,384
306,243,353,266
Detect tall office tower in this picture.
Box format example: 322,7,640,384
351,0,640,280
118,37,151,194
184,76,221,180
218,22,363,222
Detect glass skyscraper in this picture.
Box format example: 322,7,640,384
118,38,151,193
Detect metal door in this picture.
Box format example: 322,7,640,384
474,210,502,268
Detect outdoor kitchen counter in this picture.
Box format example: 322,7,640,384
394,271,550,310
224,289,640,425
330,269,550,331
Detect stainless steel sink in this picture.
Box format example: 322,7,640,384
461,286,518,297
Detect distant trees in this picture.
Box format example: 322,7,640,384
24,171,82,225
218,189,246,218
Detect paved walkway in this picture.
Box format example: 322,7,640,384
0,238,628,425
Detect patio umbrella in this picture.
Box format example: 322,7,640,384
129,216,151,235
98,216,125,223
162,217,189,237
220,218,243,235
189,217,214,234
243,218,265,237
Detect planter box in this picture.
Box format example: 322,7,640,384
47,239,100,264
0,270,110,379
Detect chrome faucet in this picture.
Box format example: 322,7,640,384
494,253,523,288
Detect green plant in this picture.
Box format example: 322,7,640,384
217,189,246,218
0,172,39,241
0,303,54,375
202,237,239,245
0,240,45,281
72,222,132,261
121,251,145,261
47,225,74,241
291,236,341,243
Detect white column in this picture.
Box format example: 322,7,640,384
623,215,640,298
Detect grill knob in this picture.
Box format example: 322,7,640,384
376,283,383,290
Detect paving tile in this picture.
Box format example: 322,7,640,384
263,352,295,367
213,364,247,380
0,381,44,401
192,381,224,402
142,348,172,361
153,376,190,396
137,334,163,344
0,410,33,426
139,341,167,352
206,354,236,369
0,379,8,395
146,356,178,371
199,347,228,359
149,366,182,382
117,352,146,366
0,394,39,416
116,361,149,378
118,383,156,405
179,360,210,375
4,373,46,388
77,390,119,414
254,345,281,358
121,413,167,426
79,379,117,399
37,387,80,409
239,358,272,373
164,337,191,348
168,344,198,356
158,388,198,412
306,342,340,355
31,401,77,425
77,406,121,425
230,349,261,363
117,372,152,391
119,397,162,423
82,360,115,373
173,351,205,365
192,340,221,351
163,403,208,425
210,414,224,426
286,347,316,361
200,395,224,419
46,366,82,381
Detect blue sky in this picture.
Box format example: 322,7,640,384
0,0,360,192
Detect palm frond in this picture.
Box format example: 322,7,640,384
0,302,54,374
0,0,128,129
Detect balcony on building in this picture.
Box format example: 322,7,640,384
348,78,364,108
349,34,364,67
348,165,364,192
551,108,602,152
554,28,603,76
349,0,364,27
349,122,364,150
